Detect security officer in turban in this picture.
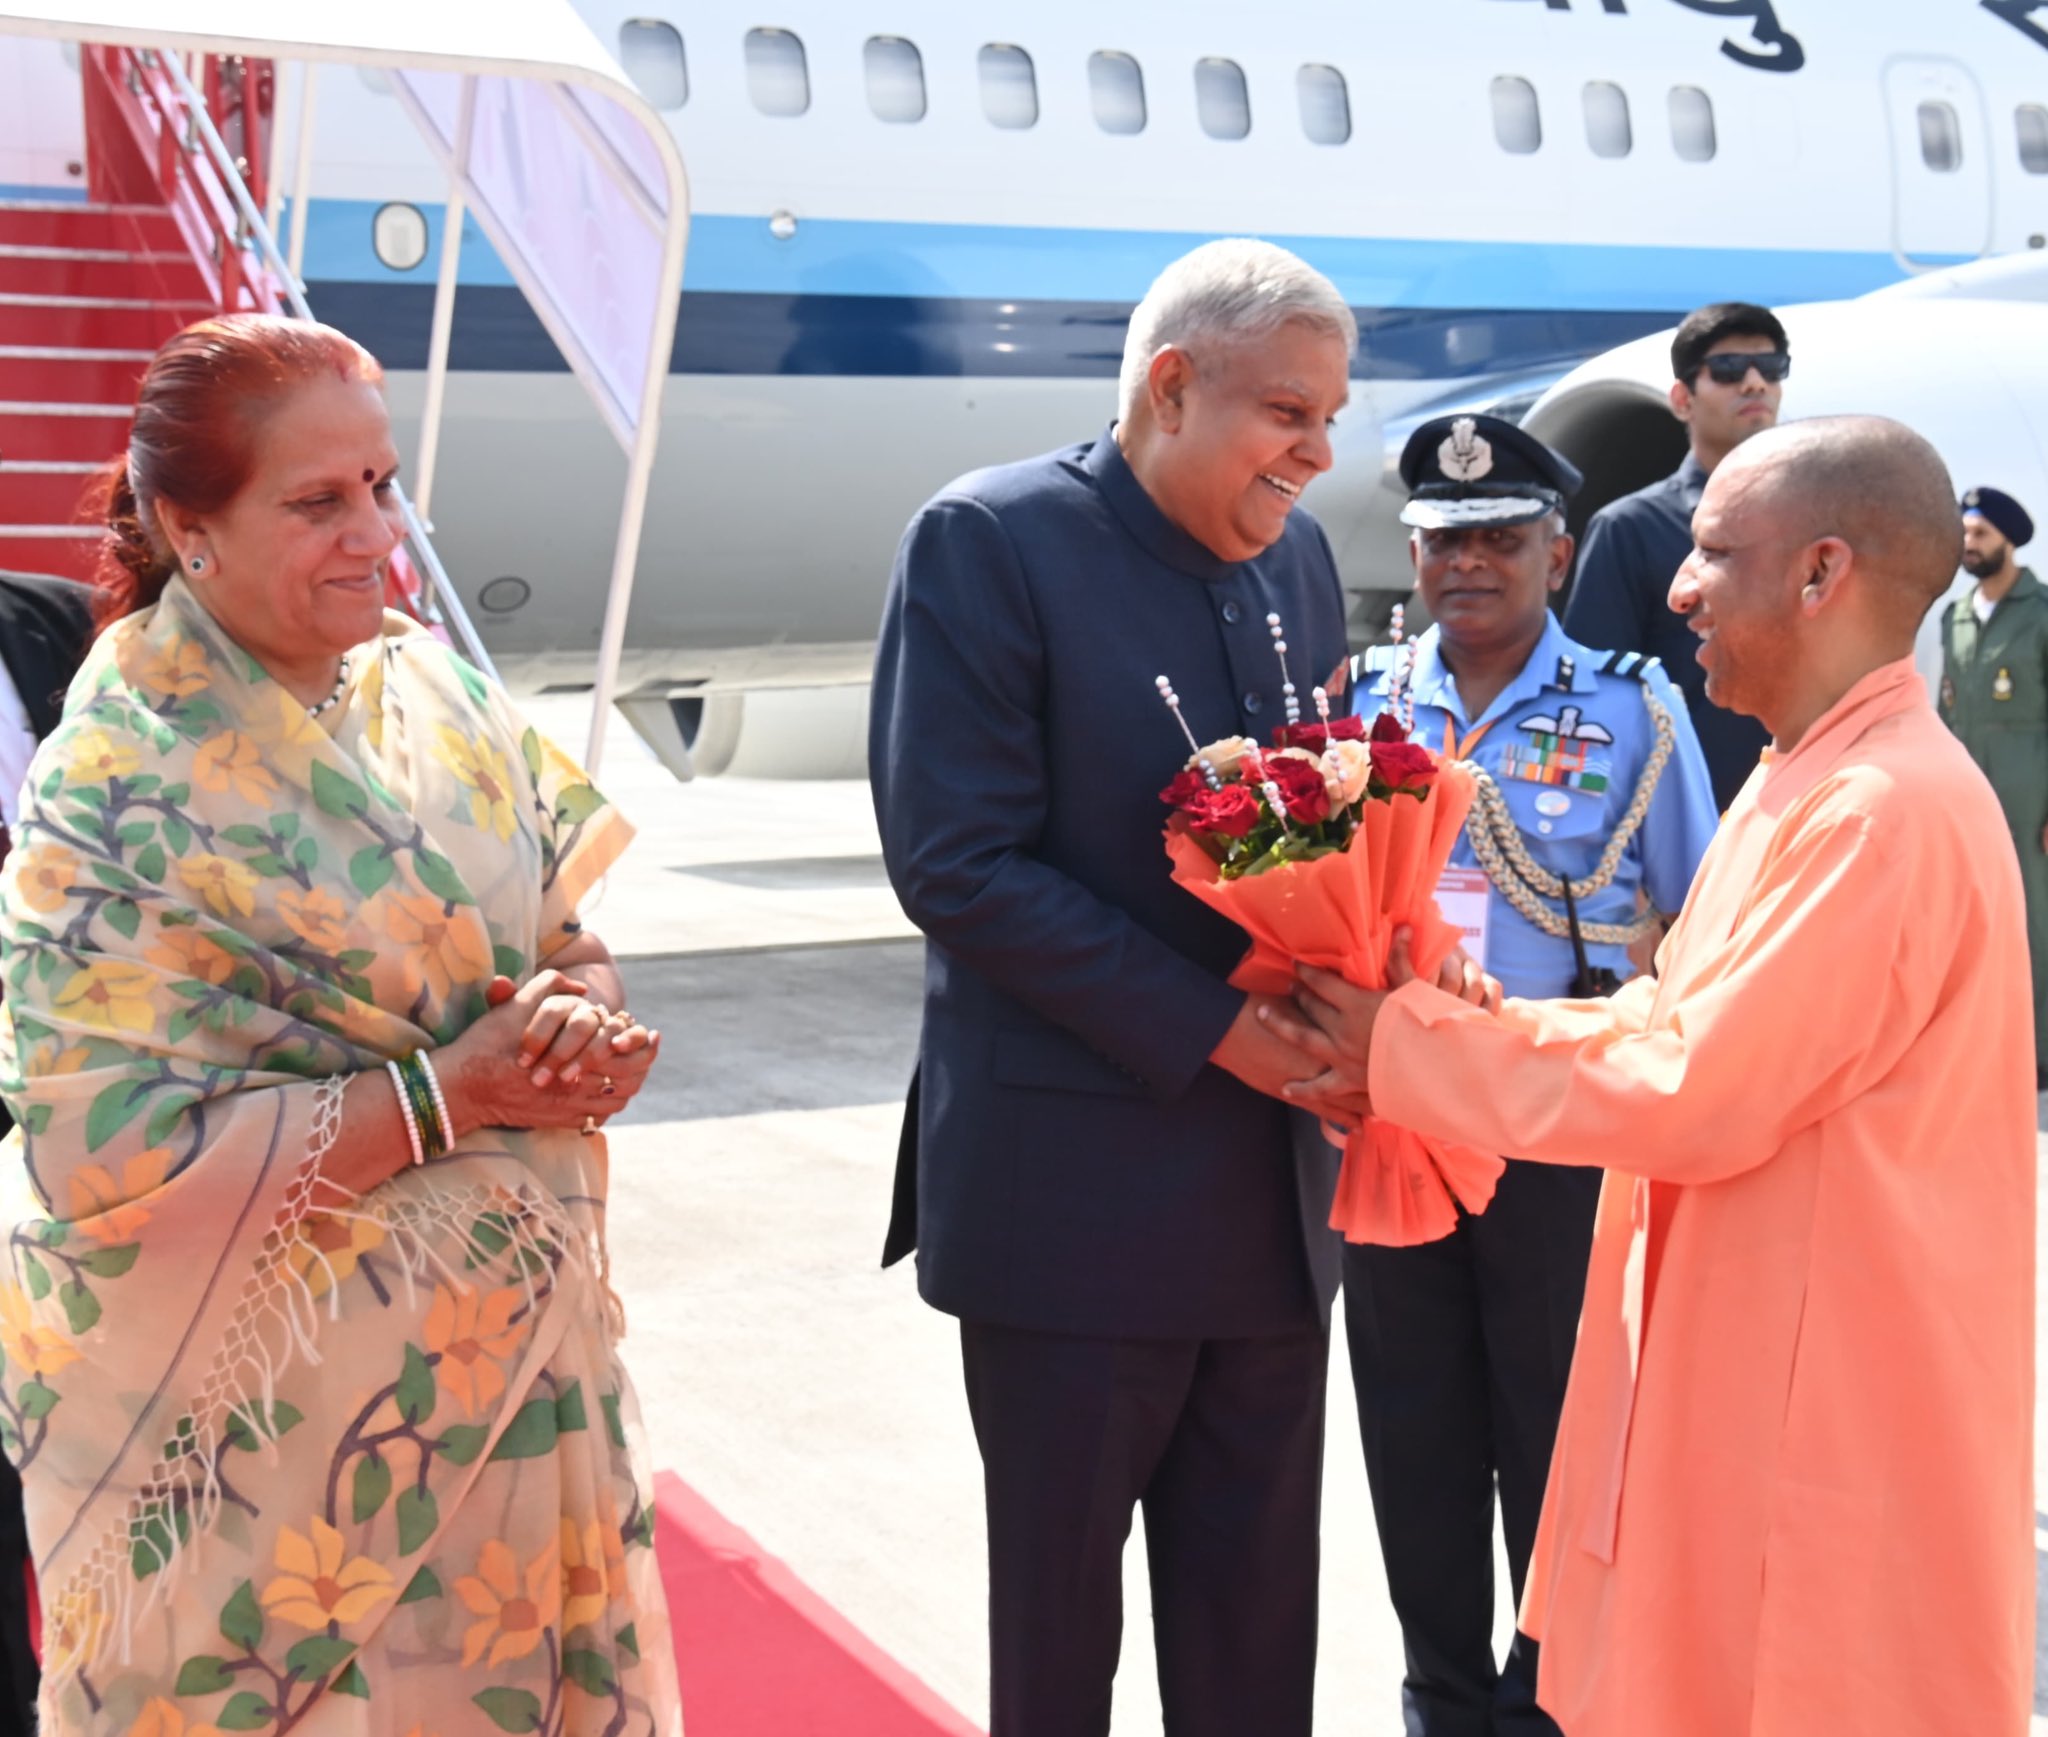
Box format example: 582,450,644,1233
1939,486,2048,1087
1334,415,1719,1736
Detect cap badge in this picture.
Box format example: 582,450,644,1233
1965,490,1981,507
1439,417,1495,483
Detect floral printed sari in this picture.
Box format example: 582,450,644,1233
0,578,681,1736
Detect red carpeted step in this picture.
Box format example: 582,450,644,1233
0,297,201,348
0,530,96,584
0,403,131,462
0,246,208,302
0,203,183,253
0,347,151,403
0,464,98,524
654,1471,985,1737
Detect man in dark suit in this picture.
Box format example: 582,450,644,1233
871,241,1355,1736
0,563,94,1728
1563,301,1786,810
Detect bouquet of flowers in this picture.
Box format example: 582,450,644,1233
1156,612,1503,1246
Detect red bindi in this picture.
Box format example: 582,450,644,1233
363,468,375,483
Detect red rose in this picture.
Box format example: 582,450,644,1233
1184,784,1262,838
1256,753,1333,823
1369,710,1409,744
1370,739,1438,791
1272,715,1367,753
1159,767,1210,808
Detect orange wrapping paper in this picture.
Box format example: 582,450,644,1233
1165,760,1505,1245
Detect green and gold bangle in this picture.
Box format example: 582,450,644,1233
393,1052,449,1161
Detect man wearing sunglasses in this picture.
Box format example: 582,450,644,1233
1564,303,1787,810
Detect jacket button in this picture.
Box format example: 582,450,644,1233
1243,691,1263,714
1221,599,1243,624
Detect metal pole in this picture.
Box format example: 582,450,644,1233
285,60,317,284
584,400,660,773
414,75,475,524
584,144,689,774
263,59,294,242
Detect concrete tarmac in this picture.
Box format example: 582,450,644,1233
543,701,2048,1734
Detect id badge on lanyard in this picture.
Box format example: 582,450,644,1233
1434,714,1495,970
1434,865,1492,970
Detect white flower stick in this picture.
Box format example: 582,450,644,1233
1266,613,1300,726
1385,604,1408,722
1260,778,1293,834
1156,675,1223,789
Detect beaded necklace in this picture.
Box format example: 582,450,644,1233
308,655,350,717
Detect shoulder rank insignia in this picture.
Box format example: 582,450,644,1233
1346,645,1401,689
1500,704,1614,793
1595,649,1661,680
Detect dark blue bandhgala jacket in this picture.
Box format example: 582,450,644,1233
870,429,1348,1340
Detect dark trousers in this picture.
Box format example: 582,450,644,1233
0,1100,31,1734
960,1319,1328,1737
0,1428,32,1733
1344,1159,1601,1737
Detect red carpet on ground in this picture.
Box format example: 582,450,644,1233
656,1470,985,1737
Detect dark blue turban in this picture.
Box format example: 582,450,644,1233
1962,486,2034,550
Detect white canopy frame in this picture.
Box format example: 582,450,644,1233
0,1,690,773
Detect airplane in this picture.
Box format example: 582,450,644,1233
5,0,2048,775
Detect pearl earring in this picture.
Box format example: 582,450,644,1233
189,556,205,574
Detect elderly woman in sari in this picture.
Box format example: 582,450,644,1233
0,314,681,1735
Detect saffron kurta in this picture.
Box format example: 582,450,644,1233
1370,659,2036,1736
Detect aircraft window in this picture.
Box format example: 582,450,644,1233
1669,86,1716,162
1491,76,1542,155
865,36,925,123
1089,50,1146,135
372,202,429,271
1583,82,1632,158
1917,101,1963,173
745,27,809,118
980,44,1038,129
1196,58,1251,141
2018,105,2048,174
619,19,688,110
1298,65,1350,145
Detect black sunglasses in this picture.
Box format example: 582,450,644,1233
1694,351,1791,386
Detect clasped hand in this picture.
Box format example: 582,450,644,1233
438,970,662,1136
1246,929,1500,1135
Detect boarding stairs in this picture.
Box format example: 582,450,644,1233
0,196,209,580
0,42,491,670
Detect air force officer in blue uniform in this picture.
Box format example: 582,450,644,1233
871,241,1356,1736
1340,416,1718,1737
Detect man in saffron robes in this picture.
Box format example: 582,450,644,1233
1270,416,2037,1736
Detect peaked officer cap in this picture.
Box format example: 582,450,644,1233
1399,413,1584,531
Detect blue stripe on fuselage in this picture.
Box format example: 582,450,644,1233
296,198,1929,312
302,280,1676,383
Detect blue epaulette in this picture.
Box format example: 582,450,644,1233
1595,649,1664,682
1348,644,1403,685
